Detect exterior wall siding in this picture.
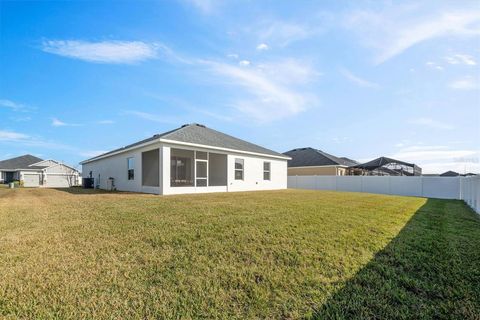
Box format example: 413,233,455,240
82,143,162,194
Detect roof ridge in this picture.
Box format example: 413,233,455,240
82,123,287,163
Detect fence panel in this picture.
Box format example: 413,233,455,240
336,176,362,192
389,176,423,196
422,177,460,199
287,175,478,211
361,176,390,195
316,176,337,190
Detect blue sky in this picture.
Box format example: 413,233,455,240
0,0,479,173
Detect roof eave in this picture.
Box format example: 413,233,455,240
160,138,291,160
80,138,290,164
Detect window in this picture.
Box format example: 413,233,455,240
235,158,244,180
127,157,134,180
263,162,271,180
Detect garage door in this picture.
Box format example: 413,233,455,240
23,174,40,187
45,174,75,188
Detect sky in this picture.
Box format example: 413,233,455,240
0,0,479,174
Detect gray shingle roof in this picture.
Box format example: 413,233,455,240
283,147,356,167
351,156,415,169
439,170,459,177
0,154,44,170
82,124,287,163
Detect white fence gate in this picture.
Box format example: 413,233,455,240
288,175,480,214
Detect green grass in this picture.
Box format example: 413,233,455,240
0,188,479,319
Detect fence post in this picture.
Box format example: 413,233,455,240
388,176,392,195
421,176,424,197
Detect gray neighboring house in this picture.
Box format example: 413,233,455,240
283,147,358,176
0,154,80,187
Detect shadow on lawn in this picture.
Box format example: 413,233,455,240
52,187,141,196
314,198,480,320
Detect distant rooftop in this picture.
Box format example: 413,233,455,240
283,147,357,167
0,154,43,170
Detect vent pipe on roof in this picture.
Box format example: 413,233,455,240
182,123,206,128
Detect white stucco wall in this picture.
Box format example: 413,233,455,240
82,142,288,195
82,144,162,194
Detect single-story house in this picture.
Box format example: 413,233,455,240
0,154,80,187
80,123,290,195
283,147,358,176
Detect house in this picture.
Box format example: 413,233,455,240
0,154,80,187
348,156,422,176
439,170,459,177
80,123,290,195
283,147,358,176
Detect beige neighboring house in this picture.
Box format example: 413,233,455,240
283,147,358,176
0,154,80,187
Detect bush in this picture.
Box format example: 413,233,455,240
9,180,24,187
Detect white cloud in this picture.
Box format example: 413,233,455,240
257,20,319,47
239,60,250,66
0,99,24,111
390,145,479,174
449,76,478,90
51,118,82,127
52,118,67,127
345,7,480,64
0,129,72,150
339,68,379,88
227,53,239,59
256,59,322,85
0,99,35,112
408,117,453,130
256,43,269,51
425,61,444,71
0,130,30,141
41,40,159,64
205,59,318,122
445,54,476,65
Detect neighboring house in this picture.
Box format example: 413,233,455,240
440,170,459,177
80,123,290,195
283,147,357,176
349,156,422,176
0,154,80,187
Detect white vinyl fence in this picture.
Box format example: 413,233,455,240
288,175,480,213
460,176,480,214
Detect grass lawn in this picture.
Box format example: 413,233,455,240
0,188,479,319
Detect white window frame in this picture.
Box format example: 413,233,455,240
127,157,135,180
263,161,271,181
235,158,244,180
